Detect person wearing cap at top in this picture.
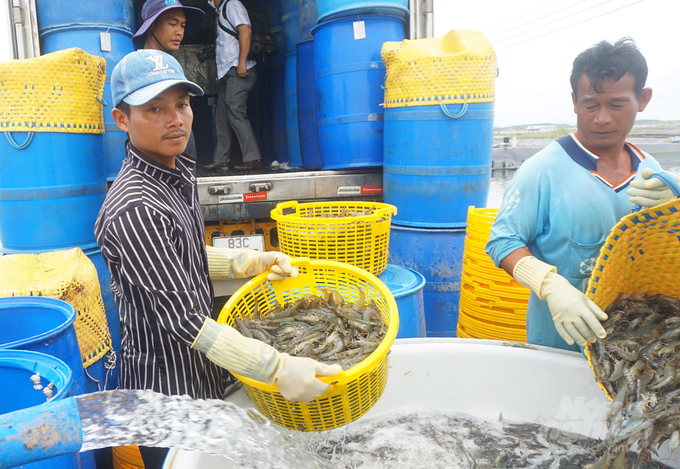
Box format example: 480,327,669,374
132,0,205,167
200,0,264,171
95,49,343,468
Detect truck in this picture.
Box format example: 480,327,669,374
3,0,434,295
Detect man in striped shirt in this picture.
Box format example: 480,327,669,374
96,50,341,468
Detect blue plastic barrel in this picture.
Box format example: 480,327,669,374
296,40,323,170
284,53,303,167
378,265,426,338
271,64,289,163
0,349,80,469
0,297,88,396
36,0,137,182
313,15,405,169
316,0,409,23
0,133,107,254
82,248,120,391
384,103,495,228
299,0,318,40
281,0,302,55
388,226,465,337
267,0,287,67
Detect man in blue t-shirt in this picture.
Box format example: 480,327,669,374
202,0,263,170
486,38,678,352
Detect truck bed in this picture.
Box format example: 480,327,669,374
197,167,383,221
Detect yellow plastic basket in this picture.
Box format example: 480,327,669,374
584,176,680,401
271,201,397,276
217,258,399,432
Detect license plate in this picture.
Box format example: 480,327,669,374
213,234,265,252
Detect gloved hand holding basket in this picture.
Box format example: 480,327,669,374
585,171,680,400
216,258,399,432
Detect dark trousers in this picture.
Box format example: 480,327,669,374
213,66,261,164
138,446,169,469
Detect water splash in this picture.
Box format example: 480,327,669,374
73,392,668,469
76,390,331,469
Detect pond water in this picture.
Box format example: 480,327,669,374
487,153,680,208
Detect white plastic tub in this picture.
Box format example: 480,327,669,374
164,339,679,468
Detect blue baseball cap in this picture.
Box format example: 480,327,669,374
111,50,204,108
132,0,206,49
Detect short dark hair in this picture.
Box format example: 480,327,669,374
116,101,131,117
570,38,648,98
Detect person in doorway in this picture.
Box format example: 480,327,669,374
132,0,205,52
132,0,206,164
486,38,679,352
96,50,342,468
201,0,263,170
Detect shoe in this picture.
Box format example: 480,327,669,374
200,161,230,170
234,160,263,170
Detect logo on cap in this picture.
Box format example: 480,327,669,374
165,0,179,4
146,55,175,77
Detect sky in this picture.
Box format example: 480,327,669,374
434,0,680,127
1,1,678,127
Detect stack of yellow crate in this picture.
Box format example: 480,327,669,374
457,207,529,342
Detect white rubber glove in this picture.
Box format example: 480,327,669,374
192,318,342,402
247,251,299,281
206,246,298,281
273,354,344,402
513,256,608,347
627,168,680,208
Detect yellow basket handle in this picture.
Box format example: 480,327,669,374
289,257,312,269
375,204,397,220
275,200,298,211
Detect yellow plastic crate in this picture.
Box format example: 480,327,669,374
217,258,399,432
459,292,527,326
461,280,530,304
462,256,510,281
461,269,526,294
271,201,397,276
467,206,499,228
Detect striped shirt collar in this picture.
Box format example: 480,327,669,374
126,141,196,188
557,132,645,192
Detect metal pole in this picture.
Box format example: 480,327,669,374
424,0,434,38
408,0,417,40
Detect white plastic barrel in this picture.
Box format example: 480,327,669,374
163,339,679,468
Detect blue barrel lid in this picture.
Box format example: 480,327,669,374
378,264,426,299
295,39,314,48
0,349,74,403
390,224,468,234
0,297,77,350
311,13,406,36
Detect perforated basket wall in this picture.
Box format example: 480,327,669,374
217,258,399,432
584,195,680,401
0,248,112,368
381,29,497,108
0,48,106,133
271,201,397,276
